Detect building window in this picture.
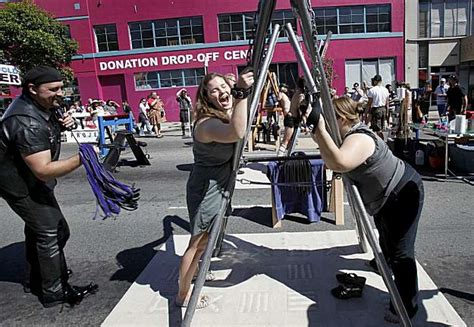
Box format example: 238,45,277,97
271,10,297,37
314,5,391,35
134,68,205,90
218,13,256,41
129,17,204,49
218,11,296,41
418,0,469,38
94,24,119,52
366,5,391,33
314,8,338,35
63,24,72,39
345,58,395,88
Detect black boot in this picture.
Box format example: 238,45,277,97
41,282,98,308
24,269,73,294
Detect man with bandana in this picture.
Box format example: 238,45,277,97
0,66,98,308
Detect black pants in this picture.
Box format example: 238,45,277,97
5,191,70,296
374,164,424,317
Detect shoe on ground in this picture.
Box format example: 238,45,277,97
175,295,210,309
41,282,99,308
191,270,216,282
331,284,363,299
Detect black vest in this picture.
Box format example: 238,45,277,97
0,94,61,198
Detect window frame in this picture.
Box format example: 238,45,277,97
418,0,471,38
94,23,119,52
218,12,256,42
314,4,392,35
344,57,396,88
134,68,206,90
129,16,204,49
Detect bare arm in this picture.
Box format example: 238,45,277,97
23,150,81,182
278,92,290,115
311,117,375,172
462,95,468,114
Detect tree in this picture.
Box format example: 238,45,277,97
0,0,78,81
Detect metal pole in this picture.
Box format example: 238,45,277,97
285,23,318,95
181,25,282,327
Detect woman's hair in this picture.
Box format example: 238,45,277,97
194,72,231,123
332,97,360,124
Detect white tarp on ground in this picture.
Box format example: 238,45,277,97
102,230,465,327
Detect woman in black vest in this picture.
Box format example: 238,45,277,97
312,97,424,323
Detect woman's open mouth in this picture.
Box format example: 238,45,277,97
219,93,231,108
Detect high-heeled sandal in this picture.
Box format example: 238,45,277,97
175,295,210,309
192,270,215,282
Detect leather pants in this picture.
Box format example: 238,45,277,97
6,191,70,296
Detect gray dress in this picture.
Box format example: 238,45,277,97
186,138,235,236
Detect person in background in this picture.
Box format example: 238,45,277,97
147,92,164,138
366,74,389,135
312,96,423,324
446,75,468,121
0,66,98,308
419,82,432,122
138,98,153,136
89,99,106,126
122,100,139,134
175,69,254,309
104,99,119,116
176,88,193,137
351,82,364,102
277,77,304,156
343,86,352,98
434,78,449,118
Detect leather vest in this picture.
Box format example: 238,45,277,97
0,94,61,198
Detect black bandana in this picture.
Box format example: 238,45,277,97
22,66,63,86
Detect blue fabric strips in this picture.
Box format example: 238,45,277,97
79,144,140,219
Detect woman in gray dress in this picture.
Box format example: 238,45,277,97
176,70,254,309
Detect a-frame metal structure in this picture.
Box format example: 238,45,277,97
182,1,413,326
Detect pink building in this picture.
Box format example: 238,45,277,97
31,0,404,121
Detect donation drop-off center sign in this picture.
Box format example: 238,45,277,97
0,64,21,86
98,49,249,71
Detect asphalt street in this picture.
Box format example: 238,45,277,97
0,124,472,326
